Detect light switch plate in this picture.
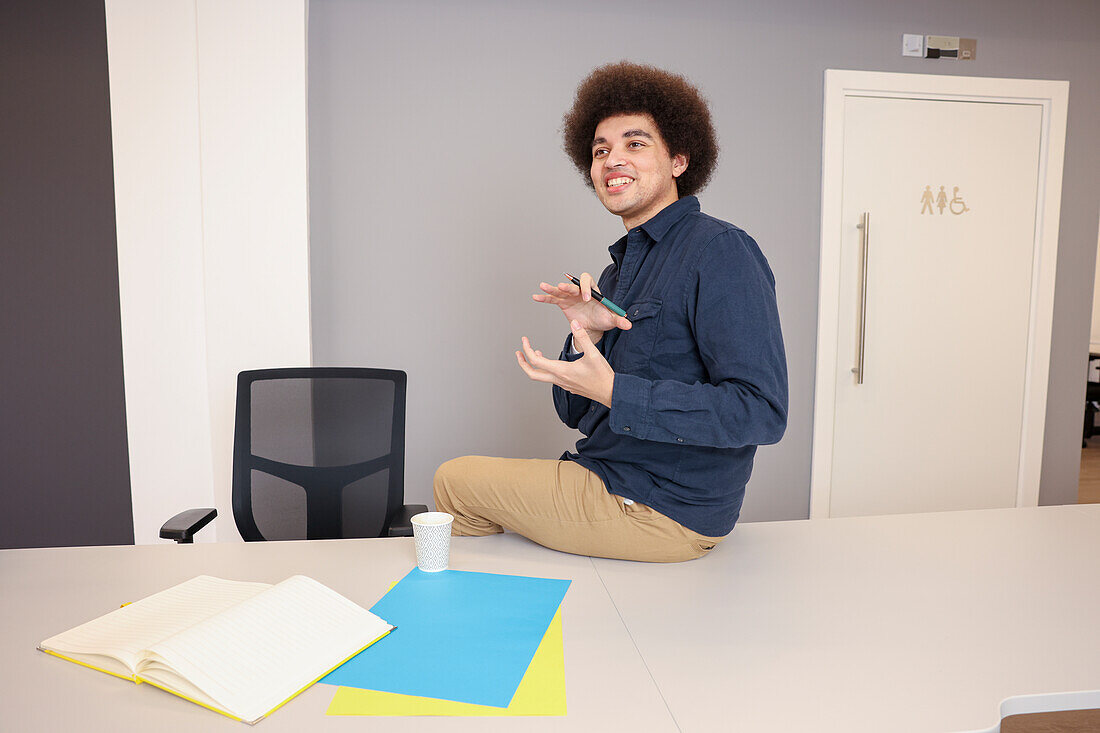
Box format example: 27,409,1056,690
902,33,924,57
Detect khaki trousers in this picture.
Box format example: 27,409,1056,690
433,456,724,563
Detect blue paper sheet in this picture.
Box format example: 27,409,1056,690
321,568,571,708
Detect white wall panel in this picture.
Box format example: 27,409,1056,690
106,0,310,543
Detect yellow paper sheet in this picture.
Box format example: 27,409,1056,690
326,606,565,716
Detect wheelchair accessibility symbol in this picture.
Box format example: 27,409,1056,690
921,185,970,215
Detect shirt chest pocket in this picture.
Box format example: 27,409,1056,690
613,299,663,372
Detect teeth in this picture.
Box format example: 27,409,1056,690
607,177,633,187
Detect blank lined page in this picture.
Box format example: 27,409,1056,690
39,576,271,672
141,575,392,724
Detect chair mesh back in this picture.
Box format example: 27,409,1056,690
242,374,399,540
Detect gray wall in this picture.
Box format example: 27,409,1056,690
1,0,134,548
308,0,1100,520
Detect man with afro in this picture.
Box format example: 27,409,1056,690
434,62,787,562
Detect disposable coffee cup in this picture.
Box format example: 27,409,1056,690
411,512,454,572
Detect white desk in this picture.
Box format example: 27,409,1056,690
3,505,1099,732
594,504,1100,732
2,534,676,732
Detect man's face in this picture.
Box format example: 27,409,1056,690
589,113,687,229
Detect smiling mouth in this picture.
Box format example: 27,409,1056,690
606,176,633,190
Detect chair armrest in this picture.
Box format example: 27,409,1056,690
385,504,428,537
160,508,218,543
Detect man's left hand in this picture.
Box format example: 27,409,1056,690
516,320,615,407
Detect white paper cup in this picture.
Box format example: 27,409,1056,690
411,512,454,572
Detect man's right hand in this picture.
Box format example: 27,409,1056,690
532,272,632,344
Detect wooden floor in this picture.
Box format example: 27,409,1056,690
1003,707,1100,732
1078,442,1100,504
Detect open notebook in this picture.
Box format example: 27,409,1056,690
38,575,393,724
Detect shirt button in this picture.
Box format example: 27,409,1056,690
676,437,684,443
623,426,631,432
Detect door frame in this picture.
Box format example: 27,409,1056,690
810,70,1069,518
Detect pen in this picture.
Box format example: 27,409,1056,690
563,272,628,319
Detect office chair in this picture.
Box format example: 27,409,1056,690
1086,355,1100,447
161,368,427,542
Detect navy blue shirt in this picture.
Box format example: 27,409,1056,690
554,196,787,537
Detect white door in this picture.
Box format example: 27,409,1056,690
812,72,1068,518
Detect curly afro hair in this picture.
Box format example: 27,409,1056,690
562,61,718,198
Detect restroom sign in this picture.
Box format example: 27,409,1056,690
921,185,970,215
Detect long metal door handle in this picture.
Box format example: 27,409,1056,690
853,212,869,385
